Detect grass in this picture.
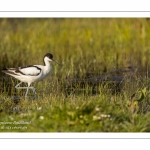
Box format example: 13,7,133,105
1,18,150,132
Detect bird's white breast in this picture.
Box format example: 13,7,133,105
34,65,52,81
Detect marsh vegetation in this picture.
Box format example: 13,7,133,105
1,18,150,132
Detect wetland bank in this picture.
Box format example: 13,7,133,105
0,18,150,132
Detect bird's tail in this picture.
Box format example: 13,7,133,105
2,68,19,76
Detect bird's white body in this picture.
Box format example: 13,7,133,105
7,65,52,83
2,53,57,98
6,57,52,84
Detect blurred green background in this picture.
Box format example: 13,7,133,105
0,18,150,76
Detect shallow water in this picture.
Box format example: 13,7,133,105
0,66,149,97
65,66,149,95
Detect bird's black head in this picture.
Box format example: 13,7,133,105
44,53,61,65
44,53,53,60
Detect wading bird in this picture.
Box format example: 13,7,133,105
2,53,60,98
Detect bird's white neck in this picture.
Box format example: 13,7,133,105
44,57,52,73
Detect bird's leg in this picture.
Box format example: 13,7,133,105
25,83,37,97
25,84,29,98
15,82,23,89
15,82,29,98
15,82,36,98
15,82,29,90
28,87,36,95
30,86,36,94
30,86,37,99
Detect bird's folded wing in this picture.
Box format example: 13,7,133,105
19,66,41,76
